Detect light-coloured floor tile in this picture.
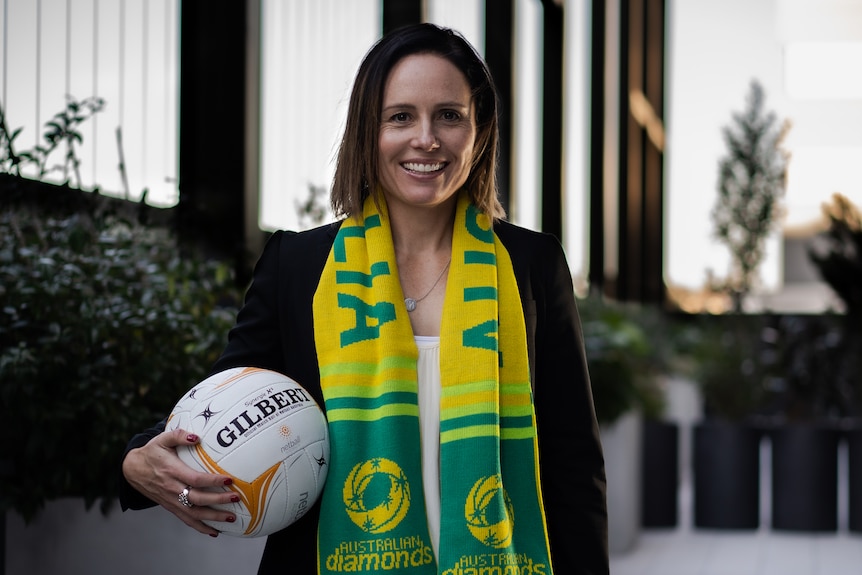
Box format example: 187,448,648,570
814,533,862,575
608,444,861,575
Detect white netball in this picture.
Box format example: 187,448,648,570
166,367,329,537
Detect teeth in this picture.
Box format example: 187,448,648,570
403,162,443,173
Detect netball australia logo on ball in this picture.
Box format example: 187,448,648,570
343,458,411,533
465,475,515,548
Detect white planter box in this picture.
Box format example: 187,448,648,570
6,498,266,575
600,410,642,555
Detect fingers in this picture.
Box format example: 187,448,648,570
122,429,238,537
160,426,203,448
160,428,234,489
172,484,240,537
177,482,241,509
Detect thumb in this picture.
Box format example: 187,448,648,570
162,427,201,447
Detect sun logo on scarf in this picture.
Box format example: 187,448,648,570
343,458,411,534
465,475,515,548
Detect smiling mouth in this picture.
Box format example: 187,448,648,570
402,162,445,173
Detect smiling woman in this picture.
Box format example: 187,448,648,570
377,54,476,218
119,22,608,575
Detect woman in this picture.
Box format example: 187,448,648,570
121,23,608,574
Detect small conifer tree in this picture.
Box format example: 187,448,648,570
711,80,791,312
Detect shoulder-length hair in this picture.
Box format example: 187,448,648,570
330,23,504,220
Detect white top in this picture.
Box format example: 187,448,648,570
415,335,441,561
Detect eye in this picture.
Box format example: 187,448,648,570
440,110,462,121
390,112,411,123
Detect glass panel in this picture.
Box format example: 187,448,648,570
259,0,379,232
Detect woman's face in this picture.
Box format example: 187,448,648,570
377,53,476,214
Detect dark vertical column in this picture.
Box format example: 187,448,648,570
485,0,514,215
541,0,564,240
244,0,267,271
643,0,665,303
382,0,422,34
589,0,607,294
619,0,643,300
178,0,249,281
616,0,665,303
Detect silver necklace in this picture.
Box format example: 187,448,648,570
404,258,451,312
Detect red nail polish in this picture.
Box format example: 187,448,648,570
230,495,240,503
223,478,233,486
209,533,218,538
187,434,199,443
226,516,236,523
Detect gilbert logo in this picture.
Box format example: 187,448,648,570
343,458,411,534
465,475,515,548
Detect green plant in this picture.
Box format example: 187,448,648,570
295,183,330,229
689,314,773,422
711,80,790,312
578,296,666,425
809,194,862,321
0,203,242,521
806,194,862,416
766,314,851,421
0,96,105,187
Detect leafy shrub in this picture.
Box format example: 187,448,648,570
0,202,242,521
578,296,667,425
688,314,774,422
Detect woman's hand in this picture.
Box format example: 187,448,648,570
122,427,239,537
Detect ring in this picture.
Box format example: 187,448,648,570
178,486,194,508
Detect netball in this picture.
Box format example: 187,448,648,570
166,367,329,537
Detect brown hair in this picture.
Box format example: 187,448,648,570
330,23,504,220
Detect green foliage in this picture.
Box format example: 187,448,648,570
809,194,862,322
687,314,773,422
578,296,667,425
0,96,105,187
766,314,855,421
807,194,862,414
688,311,860,423
0,203,241,521
295,183,330,230
711,80,790,312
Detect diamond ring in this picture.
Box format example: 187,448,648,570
178,486,194,508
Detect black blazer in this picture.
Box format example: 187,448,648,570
121,220,609,575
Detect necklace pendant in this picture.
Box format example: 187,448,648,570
405,298,417,312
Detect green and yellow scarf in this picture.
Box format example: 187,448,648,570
312,192,553,574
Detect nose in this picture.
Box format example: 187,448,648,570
413,119,440,151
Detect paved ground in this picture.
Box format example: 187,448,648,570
610,473,862,575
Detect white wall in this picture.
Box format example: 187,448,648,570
6,499,266,575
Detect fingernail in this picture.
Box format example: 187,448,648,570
223,478,233,486
209,533,219,538
226,516,236,523
187,434,199,442
230,495,240,503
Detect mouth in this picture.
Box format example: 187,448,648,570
402,161,446,174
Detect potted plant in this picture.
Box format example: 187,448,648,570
689,313,771,529
578,295,666,552
710,79,790,313
807,193,862,532
763,313,844,532
691,78,789,530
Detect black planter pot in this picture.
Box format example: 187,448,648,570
693,420,761,529
641,420,678,527
847,426,862,532
771,423,840,532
